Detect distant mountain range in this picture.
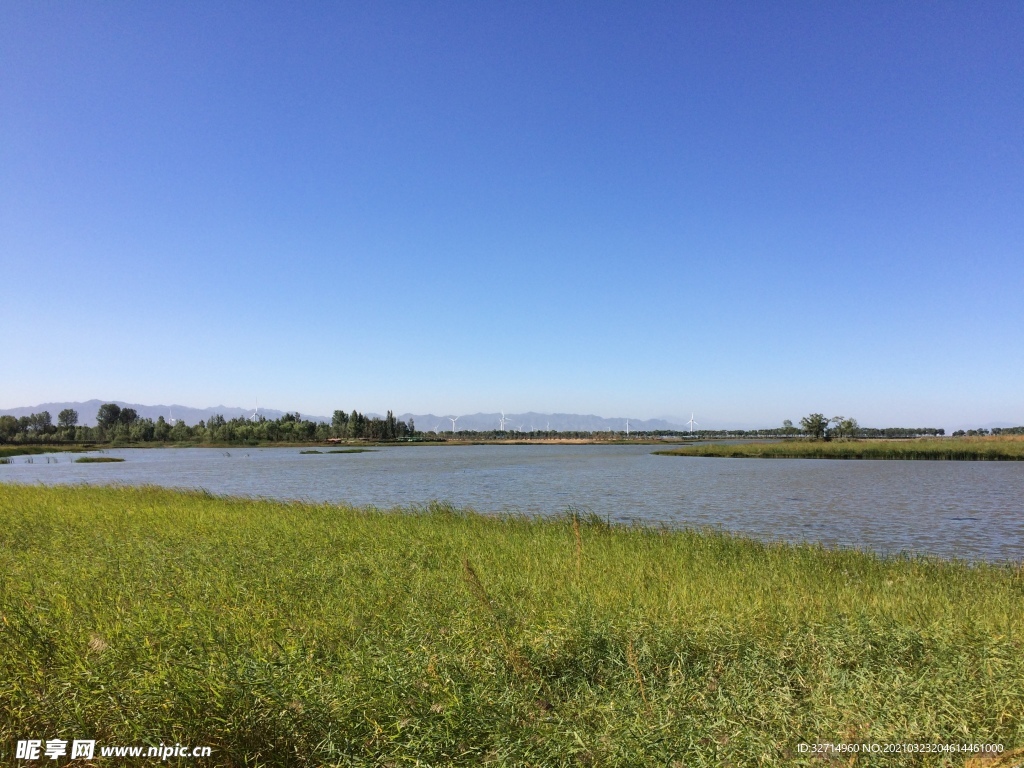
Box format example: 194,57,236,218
399,412,688,433
0,401,691,431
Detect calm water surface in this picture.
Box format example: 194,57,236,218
3,444,1022,561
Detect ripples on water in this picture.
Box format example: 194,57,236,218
3,445,1022,561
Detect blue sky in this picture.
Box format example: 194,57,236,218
2,2,1021,428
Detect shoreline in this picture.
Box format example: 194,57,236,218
6,435,1024,460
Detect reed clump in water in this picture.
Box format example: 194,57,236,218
1,484,1021,766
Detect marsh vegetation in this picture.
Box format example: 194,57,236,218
656,435,1024,461
2,485,1021,766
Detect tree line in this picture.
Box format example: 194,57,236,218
0,404,415,445
6,405,1014,446
792,413,945,440
951,426,1024,437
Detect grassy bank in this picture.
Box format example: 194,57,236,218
655,436,1024,461
0,445,94,459
1,485,1022,766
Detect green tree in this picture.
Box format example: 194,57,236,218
800,413,829,440
0,415,17,442
97,403,122,429
264,421,280,441
331,410,349,438
58,408,79,429
29,411,53,434
129,419,155,442
154,416,171,441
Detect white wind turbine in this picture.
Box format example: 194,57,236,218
625,419,630,437
251,398,259,422
687,413,699,434
449,416,459,433
499,411,509,431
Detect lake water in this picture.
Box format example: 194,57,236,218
3,444,1023,561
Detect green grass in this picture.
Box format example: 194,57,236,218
656,436,1024,461
299,450,323,454
0,446,49,459
0,445,92,459
1,485,1022,766
73,456,126,463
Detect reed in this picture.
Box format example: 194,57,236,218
656,436,1024,460
1,484,1021,766
0,445,88,459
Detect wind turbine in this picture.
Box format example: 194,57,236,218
688,413,699,434
251,398,259,422
449,416,459,433
168,409,176,426
625,419,630,437
499,411,509,431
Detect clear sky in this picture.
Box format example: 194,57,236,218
2,2,1021,428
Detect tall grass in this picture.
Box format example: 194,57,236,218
0,446,68,459
0,445,94,460
656,436,1024,460
1,484,1022,766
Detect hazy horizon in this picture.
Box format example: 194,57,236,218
2,397,1016,435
